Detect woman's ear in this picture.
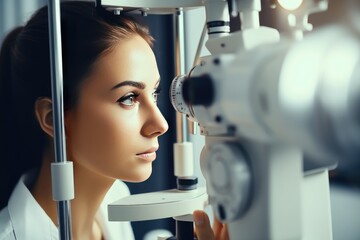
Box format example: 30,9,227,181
34,97,54,138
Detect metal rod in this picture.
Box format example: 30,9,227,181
173,9,196,240
176,220,195,240
47,1,73,239
192,23,207,68
57,201,72,240
175,10,188,143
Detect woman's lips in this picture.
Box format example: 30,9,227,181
136,147,158,162
136,151,157,161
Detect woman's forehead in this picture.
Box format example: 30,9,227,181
87,36,160,89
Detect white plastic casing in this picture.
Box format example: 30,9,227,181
51,161,74,201
174,142,194,177
108,187,208,221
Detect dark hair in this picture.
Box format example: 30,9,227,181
0,1,154,209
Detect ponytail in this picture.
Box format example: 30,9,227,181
0,26,25,209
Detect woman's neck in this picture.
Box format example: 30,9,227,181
31,149,114,240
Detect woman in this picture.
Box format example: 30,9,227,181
0,1,227,239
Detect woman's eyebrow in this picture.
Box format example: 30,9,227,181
110,80,146,91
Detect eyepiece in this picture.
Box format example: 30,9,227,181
182,74,215,107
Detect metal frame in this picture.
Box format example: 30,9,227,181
47,0,73,239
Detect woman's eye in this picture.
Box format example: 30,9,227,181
152,87,162,103
117,92,139,106
152,92,159,103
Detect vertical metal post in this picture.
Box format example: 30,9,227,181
174,9,196,240
175,9,188,143
176,221,195,240
47,1,73,239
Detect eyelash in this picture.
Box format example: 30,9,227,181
153,86,162,103
117,92,140,106
117,87,162,107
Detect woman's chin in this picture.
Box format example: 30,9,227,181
122,167,153,183
130,174,151,183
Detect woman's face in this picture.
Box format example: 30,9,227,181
65,35,168,182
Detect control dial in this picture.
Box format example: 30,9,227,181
170,75,192,117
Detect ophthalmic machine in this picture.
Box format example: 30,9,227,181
47,0,360,239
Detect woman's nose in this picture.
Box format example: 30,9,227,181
141,105,169,138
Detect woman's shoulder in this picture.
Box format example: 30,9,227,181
0,207,16,240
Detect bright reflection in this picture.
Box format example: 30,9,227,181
277,0,303,10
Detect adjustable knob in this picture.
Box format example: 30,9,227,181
169,75,191,116
206,142,252,222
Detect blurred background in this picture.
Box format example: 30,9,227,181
1,0,359,239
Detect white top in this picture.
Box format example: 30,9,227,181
0,171,135,240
